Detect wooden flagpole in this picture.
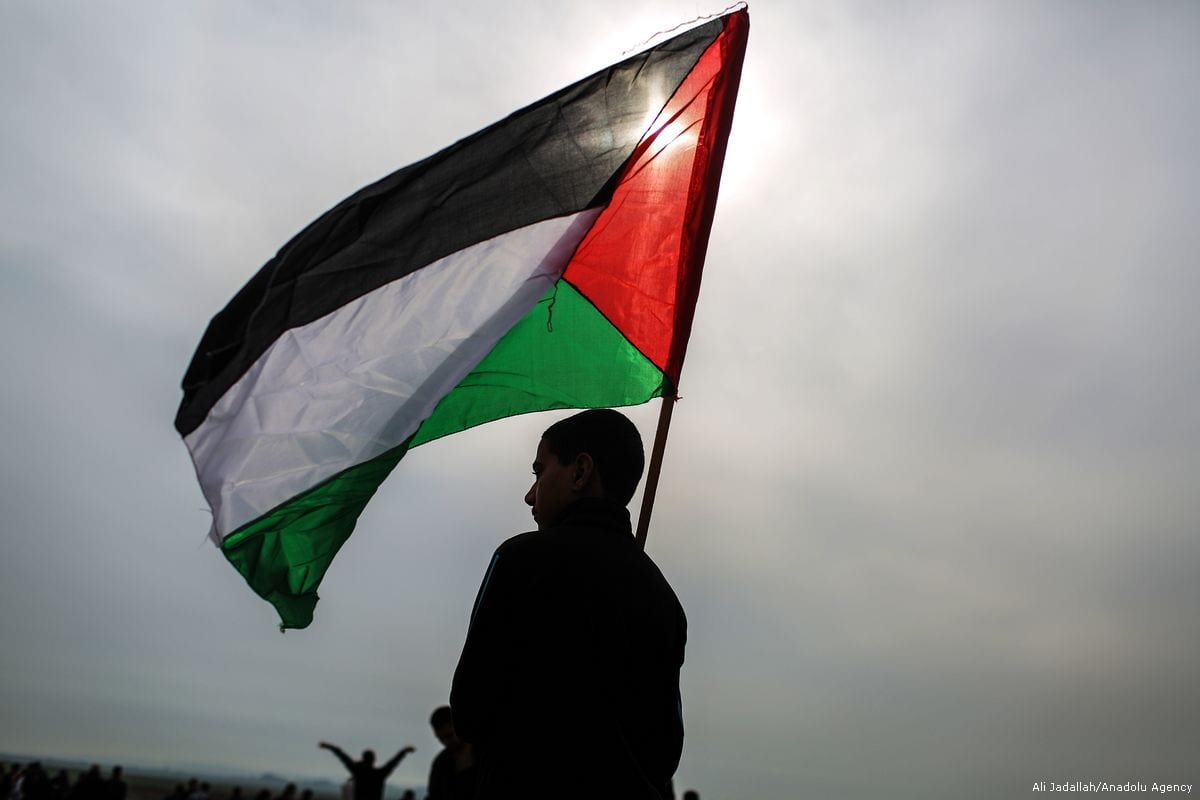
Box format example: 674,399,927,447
635,393,677,549
633,7,747,550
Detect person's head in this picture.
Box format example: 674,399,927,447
429,706,459,747
682,792,699,800
360,750,375,766
524,409,644,529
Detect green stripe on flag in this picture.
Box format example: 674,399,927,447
221,443,410,629
411,279,666,447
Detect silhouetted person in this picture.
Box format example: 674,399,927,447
426,705,476,800
103,767,125,800
318,742,414,800
186,781,208,800
17,762,51,800
450,409,687,800
681,791,699,800
47,770,70,800
70,767,103,800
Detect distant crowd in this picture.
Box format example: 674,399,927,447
161,778,356,800
3,754,703,800
2,762,127,800
0,764,400,800
3,695,702,800
4,703,704,800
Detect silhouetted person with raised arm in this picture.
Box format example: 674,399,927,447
318,742,414,800
450,409,687,800
426,705,476,800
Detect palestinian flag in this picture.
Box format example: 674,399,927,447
176,8,749,629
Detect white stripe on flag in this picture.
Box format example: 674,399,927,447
185,210,601,542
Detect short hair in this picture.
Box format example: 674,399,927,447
542,409,644,506
430,705,454,729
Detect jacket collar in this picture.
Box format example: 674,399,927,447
551,496,633,537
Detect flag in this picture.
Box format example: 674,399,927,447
176,9,749,629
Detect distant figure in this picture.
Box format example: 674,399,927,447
186,781,209,800
450,409,687,799
274,784,296,800
19,763,51,800
426,705,476,800
318,741,415,800
71,767,103,800
49,770,70,800
682,792,699,800
397,792,416,800
103,767,125,800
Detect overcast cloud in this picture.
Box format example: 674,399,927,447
2,2,1198,798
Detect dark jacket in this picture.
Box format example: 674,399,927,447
450,497,687,799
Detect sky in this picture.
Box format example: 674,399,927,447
2,1,1199,798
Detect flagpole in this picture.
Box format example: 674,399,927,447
636,393,677,549
634,9,748,550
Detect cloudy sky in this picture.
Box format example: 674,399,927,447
2,1,1198,798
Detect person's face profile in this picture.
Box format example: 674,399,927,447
524,437,577,530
